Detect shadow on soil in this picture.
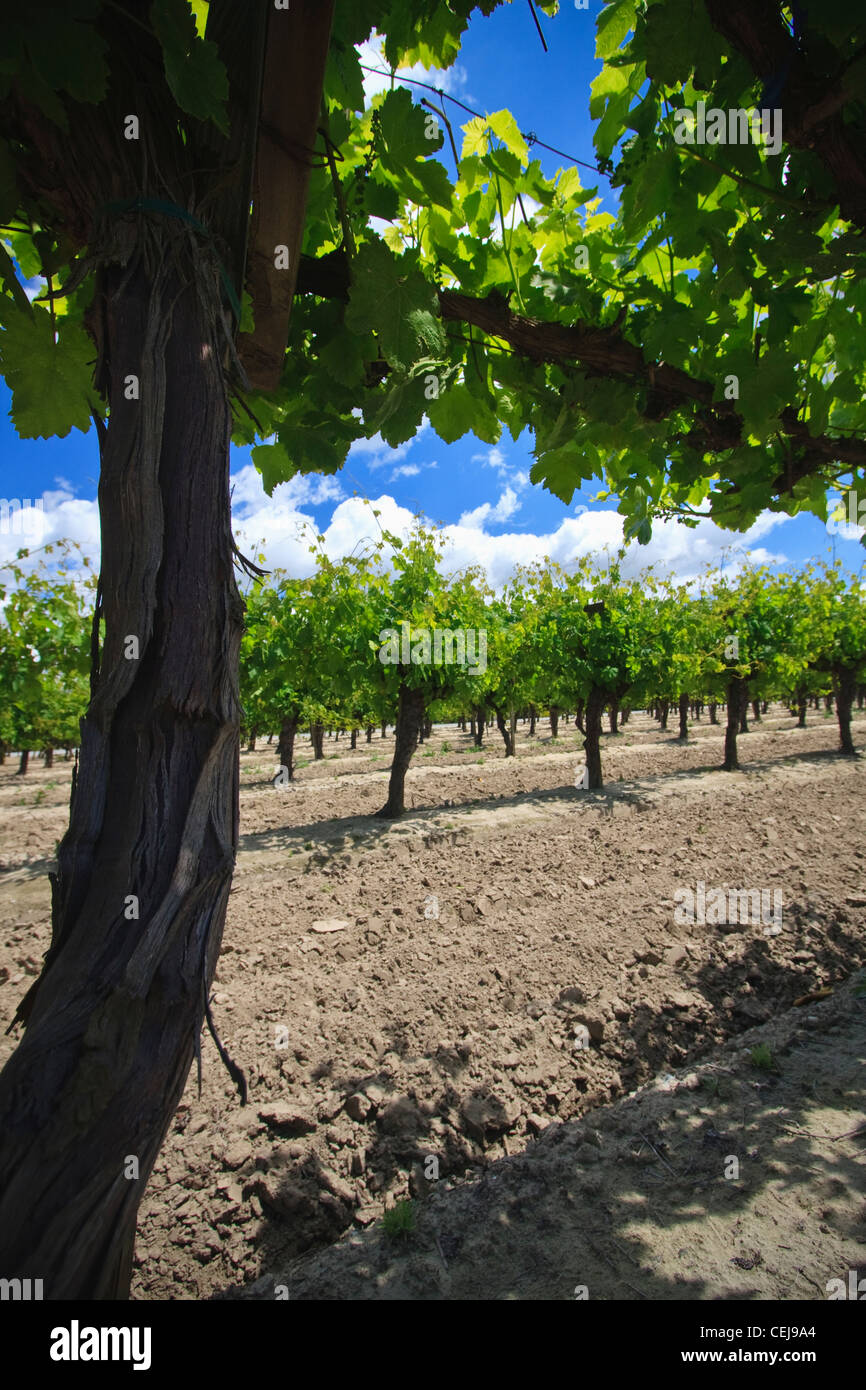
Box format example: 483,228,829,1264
210,940,866,1299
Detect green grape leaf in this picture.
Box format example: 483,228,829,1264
364,172,402,221
530,438,600,504
325,38,365,113
641,0,719,88
319,327,370,390
0,244,33,317
487,110,528,164
596,0,636,59
24,11,108,106
378,86,443,167
370,376,428,447
427,381,498,444
252,425,349,493
149,0,229,133
0,301,97,439
461,116,490,159
346,239,445,371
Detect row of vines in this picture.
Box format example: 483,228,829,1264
3,528,863,808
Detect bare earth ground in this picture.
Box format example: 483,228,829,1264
0,706,864,1301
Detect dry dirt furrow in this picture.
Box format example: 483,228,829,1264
0,705,863,1301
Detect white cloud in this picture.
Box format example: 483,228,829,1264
232,464,343,513
358,36,470,105
230,463,347,575
318,494,416,563
0,483,100,574
234,467,791,592
389,460,437,482
459,485,521,529
469,446,529,497
23,275,46,304
473,446,508,474
436,507,790,592
348,421,432,473
348,432,412,472
1,460,794,603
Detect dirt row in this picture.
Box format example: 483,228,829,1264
236,972,866,1301
0,706,863,1299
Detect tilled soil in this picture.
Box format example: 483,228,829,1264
236,973,866,1302
0,706,864,1301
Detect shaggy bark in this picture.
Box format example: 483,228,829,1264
0,0,338,1301
0,254,243,1298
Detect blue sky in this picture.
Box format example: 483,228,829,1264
1,0,863,587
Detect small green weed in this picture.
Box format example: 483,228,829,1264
749,1044,775,1072
382,1199,415,1240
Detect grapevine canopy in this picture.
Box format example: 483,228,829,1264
1,1,864,543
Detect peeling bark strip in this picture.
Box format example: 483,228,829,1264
0,251,243,1298
0,0,341,1295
